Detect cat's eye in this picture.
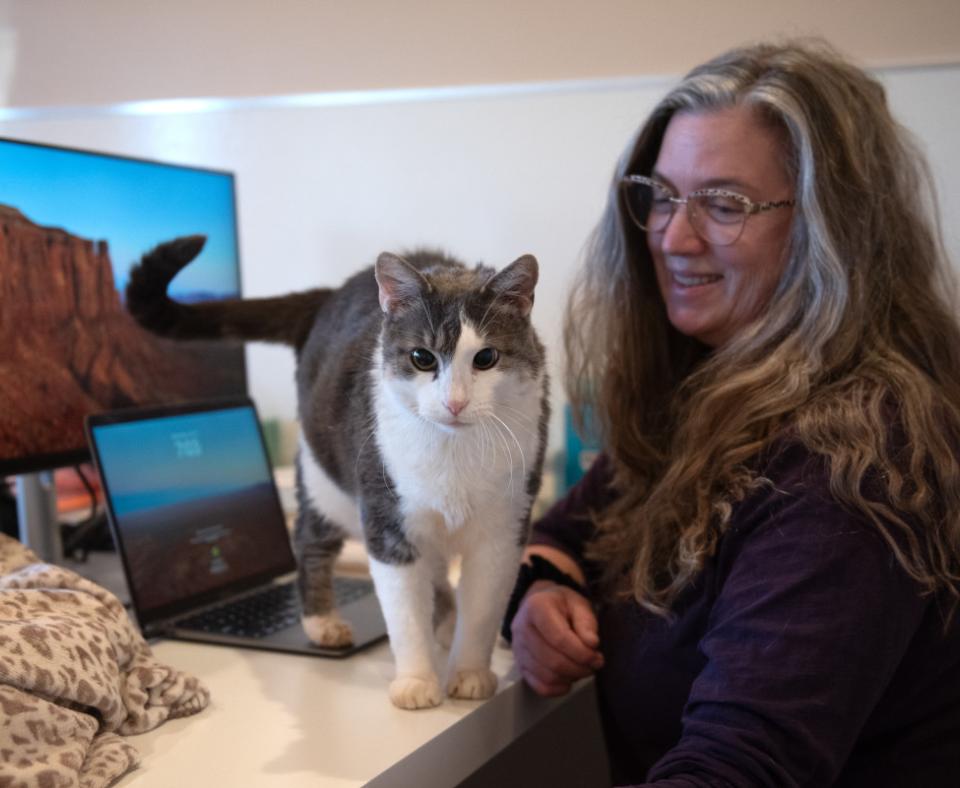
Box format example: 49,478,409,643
410,348,437,371
473,348,499,370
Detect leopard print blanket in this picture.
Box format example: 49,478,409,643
0,534,209,787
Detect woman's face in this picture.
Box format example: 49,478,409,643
647,105,795,348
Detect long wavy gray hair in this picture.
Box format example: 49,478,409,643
567,39,960,618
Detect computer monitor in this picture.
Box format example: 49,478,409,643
0,137,247,555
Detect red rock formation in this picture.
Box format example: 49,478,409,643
0,206,245,468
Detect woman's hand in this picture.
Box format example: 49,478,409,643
511,580,604,696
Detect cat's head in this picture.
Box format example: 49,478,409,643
374,250,544,432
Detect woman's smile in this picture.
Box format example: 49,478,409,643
668,270,724,288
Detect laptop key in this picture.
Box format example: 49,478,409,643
175,578,374,639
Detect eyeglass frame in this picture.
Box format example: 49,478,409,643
620,174,796,246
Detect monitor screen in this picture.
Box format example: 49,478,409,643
0,137,247,475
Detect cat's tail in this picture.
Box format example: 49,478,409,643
126,234,329,350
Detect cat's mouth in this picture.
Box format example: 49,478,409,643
436,415,471,430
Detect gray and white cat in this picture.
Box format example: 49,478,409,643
126,236,549,709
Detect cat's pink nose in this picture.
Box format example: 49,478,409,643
445,399,468,417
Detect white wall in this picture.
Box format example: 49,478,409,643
3,64,958,457
1,0,958,107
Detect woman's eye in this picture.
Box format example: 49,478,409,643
473,348,499,370
702,195,747,222
410,348,437,371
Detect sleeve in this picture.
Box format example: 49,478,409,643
530,453,617,577
636,483,929,787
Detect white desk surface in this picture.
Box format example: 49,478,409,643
57,472,593,786
116,636,584,787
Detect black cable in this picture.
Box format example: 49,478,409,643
61,465,107,560
74,465,98,522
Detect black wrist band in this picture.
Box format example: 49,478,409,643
500,553,589,643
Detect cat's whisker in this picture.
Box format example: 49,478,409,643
498,421,537,440
478,420,494,470
353,421,379,476
496,412,539,435
475,297,498,338
486,407,538,438
497,422,522,496
489,413,527,487
485,415,516,494
482,329,533,341
498,402,538,420
419,295,437,337
380,461,398,500
477,401,530,421
474,421,487,469
486,426,499,472
485,423,501,472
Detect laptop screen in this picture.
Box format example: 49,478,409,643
89,401,297,623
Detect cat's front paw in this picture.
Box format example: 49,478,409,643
389,675,444,710
301,613,353,648
447,668,498,700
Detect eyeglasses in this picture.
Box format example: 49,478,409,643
620,174,795,247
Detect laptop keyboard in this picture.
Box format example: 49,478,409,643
174,577,374,639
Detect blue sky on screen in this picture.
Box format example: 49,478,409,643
0,140,240,297
94,407,269,516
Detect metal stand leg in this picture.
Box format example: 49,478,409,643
15,472,63,564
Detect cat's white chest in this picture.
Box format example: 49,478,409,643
375,405,481,530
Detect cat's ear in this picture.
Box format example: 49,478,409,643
484,255,539,318
375,252,431,314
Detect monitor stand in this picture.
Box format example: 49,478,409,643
15,472,63,564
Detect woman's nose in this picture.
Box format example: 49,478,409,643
658,204,706,255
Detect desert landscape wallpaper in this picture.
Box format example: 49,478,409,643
0,204,245,471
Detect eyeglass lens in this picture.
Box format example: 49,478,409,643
623,181,746,246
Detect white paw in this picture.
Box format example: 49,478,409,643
447,668,497,700
389,675,444,710
301,614,353,648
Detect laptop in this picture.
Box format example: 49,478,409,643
85,397,387,658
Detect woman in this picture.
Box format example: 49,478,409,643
507,41,960,786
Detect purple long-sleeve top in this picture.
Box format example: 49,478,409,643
530,443,960,786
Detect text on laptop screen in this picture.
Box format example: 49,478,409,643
92,406,294,616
